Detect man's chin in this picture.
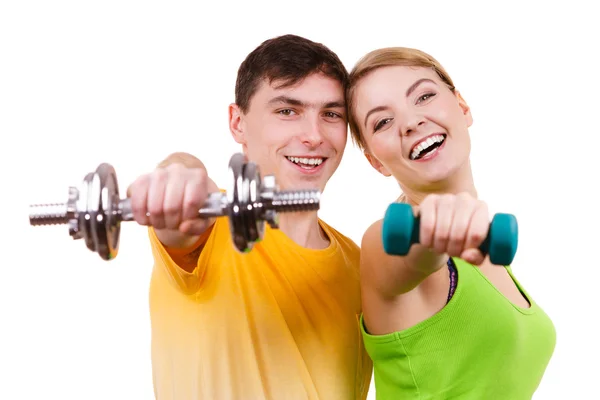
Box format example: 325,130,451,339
277,177,327,193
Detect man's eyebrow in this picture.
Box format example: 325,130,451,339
268,95,304,107
323,100,345,109
267,95,345,109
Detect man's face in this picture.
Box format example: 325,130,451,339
229,72,348,192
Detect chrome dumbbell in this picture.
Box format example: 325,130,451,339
29,153,321,260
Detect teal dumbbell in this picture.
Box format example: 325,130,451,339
381,202,519,265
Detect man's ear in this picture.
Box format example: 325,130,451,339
364,151,392,177
455,90,473,127
229,103,246,145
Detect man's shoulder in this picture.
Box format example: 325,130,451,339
319,219,360,253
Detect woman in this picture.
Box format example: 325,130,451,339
346,47,556,399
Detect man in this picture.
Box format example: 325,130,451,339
127,34,372,399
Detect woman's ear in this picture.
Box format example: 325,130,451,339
455,90,473,127
364,151,392,177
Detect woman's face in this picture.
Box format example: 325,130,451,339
353,65,473,192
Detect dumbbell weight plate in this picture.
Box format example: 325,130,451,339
79,172,96,254
483,213,519,266
227,153,250,253
78,164,121,261
242,161,262,248
94,163,122,260
381,202,416,257
250,163,266,242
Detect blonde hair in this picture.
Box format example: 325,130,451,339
346,47,456,151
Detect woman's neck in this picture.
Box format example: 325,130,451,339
399,160,477,206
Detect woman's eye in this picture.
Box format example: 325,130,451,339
374,118,392,132
417,93,436,104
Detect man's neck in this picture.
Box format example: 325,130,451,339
276,211,329,250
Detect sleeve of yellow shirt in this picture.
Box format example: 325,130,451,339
146,187,225,294
147,225,214,295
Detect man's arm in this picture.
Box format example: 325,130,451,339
153,152,220,250
128,151,220,271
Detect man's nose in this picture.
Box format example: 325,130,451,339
299,118,325,147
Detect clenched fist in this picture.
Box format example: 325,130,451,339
416,192,489,265
126,163,212,236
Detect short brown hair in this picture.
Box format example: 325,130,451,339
235,34,349,113
347,47,456,150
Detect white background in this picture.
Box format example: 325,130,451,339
1,1,597,399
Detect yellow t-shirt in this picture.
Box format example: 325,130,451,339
147,216,372,400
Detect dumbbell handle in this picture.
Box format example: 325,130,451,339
381,203,519,265
118,190,320,220
29,189,320,227
117,193,227,221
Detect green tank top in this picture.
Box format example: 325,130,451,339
361,258,556,399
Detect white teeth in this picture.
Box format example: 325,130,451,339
286,156,324,166
410,135,445,160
